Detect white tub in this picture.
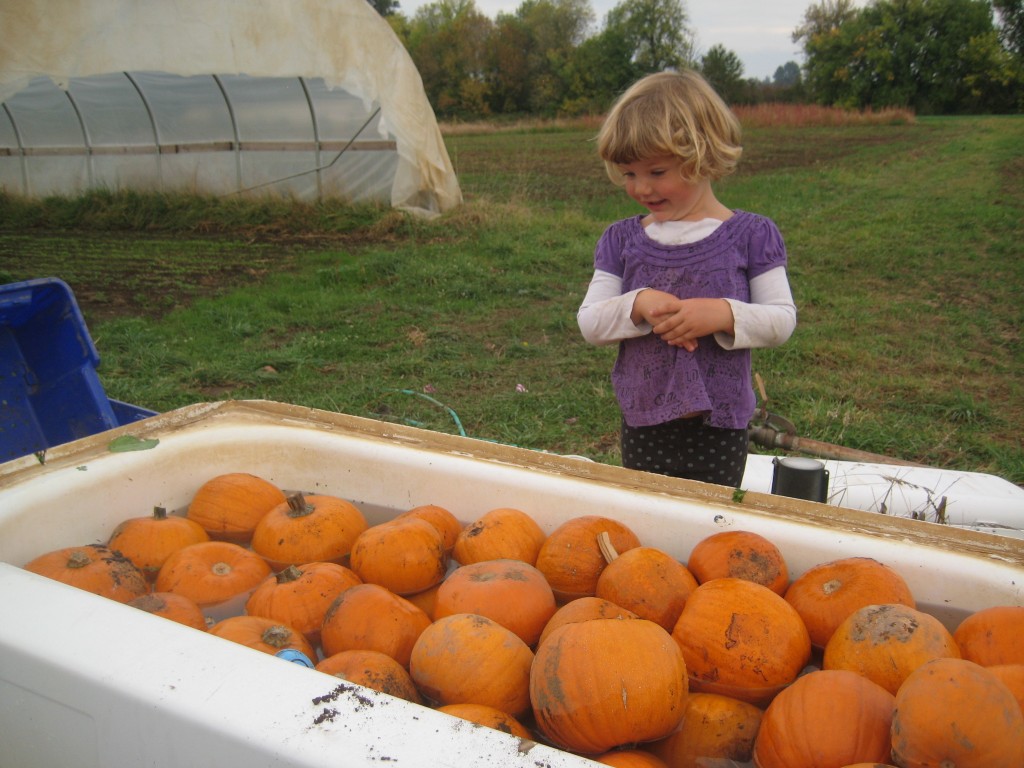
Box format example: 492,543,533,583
1,400,1021,768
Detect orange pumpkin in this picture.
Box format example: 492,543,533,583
186,472,286,543
595,538,698,631
437,703,533,739
250,492,367,571
530,617,687,755
155,540,271,609
890,657,1024,767
245,562,362,647
452,507,547,566
402,581,441,619
753,669,896,768
127,591,208,631
952,605,1024,666
320,583,432,668
108,506,210,581
646,692,762,768
349,517,448,596
988,664,1024,717
315,649,422,704
23,544,149,603
394,504,462,556
409,612,534,716
686,530,789,595
537,596,638,647
534,515,641,603
208,614,315,660
433,558,556,646
823,603,961,694
783,557,915,649
671,577,811,706
592,750,669,768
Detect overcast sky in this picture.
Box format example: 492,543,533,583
398,0,868,81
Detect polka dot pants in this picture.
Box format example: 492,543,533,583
620,417,748,487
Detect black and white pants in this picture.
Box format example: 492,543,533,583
620,416,748,488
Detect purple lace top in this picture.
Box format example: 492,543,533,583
593,211,788,429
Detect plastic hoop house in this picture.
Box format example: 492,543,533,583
0,0,462,217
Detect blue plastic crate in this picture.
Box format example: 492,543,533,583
0,277,157,462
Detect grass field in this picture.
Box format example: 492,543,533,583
1,113,1021,484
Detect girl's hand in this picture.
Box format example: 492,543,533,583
633,291,734,351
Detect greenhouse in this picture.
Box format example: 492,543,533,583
0,0,462,216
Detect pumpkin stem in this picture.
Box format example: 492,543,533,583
153,506,168,521
277,564,304,583
597,531,619,564
285,492,315,518
262,625,295,649
67,550,93,569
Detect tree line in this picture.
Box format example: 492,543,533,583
369,0,1023,118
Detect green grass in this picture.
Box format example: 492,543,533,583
1,115,1021,483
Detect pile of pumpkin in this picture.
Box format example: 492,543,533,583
21,470,1024,768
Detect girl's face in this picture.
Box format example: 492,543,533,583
616,155,715,222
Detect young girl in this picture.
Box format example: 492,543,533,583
578,70,796,487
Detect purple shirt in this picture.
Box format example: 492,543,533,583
593,211,788,429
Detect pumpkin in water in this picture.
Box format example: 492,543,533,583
537,596,638,648
409,612,534,716
595,537,698,632
186,472,286,543
753,669,896,768
433,558,556,646
394,504,462,556
952,605,1024,666
452,507,546,566
672,577,811,706
890,657,1024,768
320,582,431,668
155,540,271,608
128,591,208,631
530,618,687,755
823,603,961,695
437,703,533,740
534,515,641,603
250,491,367,571
23,544,149,603
208,614,315,660
349,517,448,596
315,649,422,704
592,750,669,768
108,506,209,581
245,561,362,647
686,530,789,595
784,557,915,649
988,664,1024,716
646,692,763,768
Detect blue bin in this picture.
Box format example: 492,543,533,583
0,278,157,462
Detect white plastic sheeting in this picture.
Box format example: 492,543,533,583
0,0,462,215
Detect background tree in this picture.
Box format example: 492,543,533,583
773,61,802,87
562,25,642,113
605,0,696,73
795,0,1021,113
699,44,745,103
792,0,860,106
510,0,596,114
993,0,1024,55
406,0,494,117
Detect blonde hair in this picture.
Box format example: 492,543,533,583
597,69,743,184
